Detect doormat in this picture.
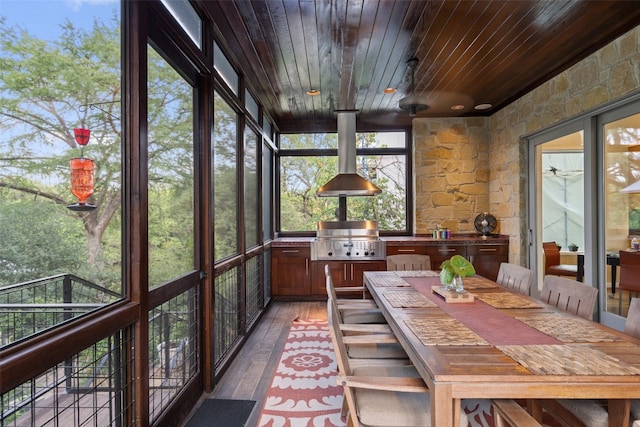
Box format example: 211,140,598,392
185,399,255,427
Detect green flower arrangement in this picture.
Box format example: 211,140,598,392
439,255,476,292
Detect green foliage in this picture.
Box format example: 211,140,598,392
439,255,476,285
279,133,407,230
0,193,84,285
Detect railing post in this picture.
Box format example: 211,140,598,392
163,312,170,379
64,274,73,392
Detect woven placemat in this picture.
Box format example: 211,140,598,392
383,289,438,308
497,344,640,375
475,292,541,309
405,318,489,346
395,270,439,277
370,275,409,287
516,314,625,343
461,276,500,290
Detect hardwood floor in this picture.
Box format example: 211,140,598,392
185,300,327,426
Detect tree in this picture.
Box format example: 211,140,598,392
0,16,196,286
0,16,122,271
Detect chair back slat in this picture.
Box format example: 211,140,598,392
540,275,597,320
386,254,431,271
496,263,533,295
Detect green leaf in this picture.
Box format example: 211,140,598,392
439,267,454,285
449,254,475,277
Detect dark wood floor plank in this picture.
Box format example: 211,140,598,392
186,301,327,426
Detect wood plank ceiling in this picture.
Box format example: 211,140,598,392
204,0,640,133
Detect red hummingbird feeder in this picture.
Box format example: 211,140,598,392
68,128,97,211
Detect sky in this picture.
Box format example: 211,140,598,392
1,0,119,40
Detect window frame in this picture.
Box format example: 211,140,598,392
275,130,413,236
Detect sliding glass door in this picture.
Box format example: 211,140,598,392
599,105,640,328
528,124,586,297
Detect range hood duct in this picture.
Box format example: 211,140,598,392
315,111,382,197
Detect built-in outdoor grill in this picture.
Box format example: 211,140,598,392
310,220,386,261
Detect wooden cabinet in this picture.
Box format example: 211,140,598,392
466,242,508,281
311,261,385,296
271,247,311,296
425,243,466,270
272,238,508,298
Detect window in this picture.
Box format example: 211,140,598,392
214,42,238,95
147,46,196,288
213,92,239,260
244,126,260,248
159,0,202,48
278,131,408,232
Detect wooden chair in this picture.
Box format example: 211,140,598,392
535,299,640,427
539,275,598,320
327,300,431,427
542,241,578,279
325,266,387,325
324,264,375,307
492,400,542,427
618,250,640,314
386,254,431,271
496,262,533,295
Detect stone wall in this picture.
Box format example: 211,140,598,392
490,26,640,264
412,26,640,264
413,117,490,235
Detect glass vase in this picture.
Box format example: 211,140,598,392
452,274,464,293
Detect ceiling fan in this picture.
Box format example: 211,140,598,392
398,58,429,116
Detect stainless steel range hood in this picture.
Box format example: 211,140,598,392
316,111,381,197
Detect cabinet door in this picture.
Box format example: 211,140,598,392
311,260,385,296
311,261,344,296
467,243,508,281
426,244,466,270
271,248,310,296
351,261,386,287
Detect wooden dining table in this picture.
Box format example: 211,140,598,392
363,270,640,427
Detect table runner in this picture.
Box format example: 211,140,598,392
403,277,561,346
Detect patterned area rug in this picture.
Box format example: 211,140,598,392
257,319,344,426
256,319,511,427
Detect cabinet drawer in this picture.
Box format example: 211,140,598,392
386,245,428,255
466,244,508,256
272,247,310,258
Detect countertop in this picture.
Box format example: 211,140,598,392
270,234,509,247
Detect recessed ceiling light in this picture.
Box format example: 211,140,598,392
383,87,397,94
306,89,320,96
451,104,465,111
474,103,492,110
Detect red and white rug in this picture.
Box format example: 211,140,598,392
258,319,344,427
257,319,504,427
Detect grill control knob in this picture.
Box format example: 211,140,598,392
370,251,375,256
364,251,369,256
346,252,351,256
328,252,333,257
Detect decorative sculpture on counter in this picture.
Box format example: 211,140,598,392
67,128,97,211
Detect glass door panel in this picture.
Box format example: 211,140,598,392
530,130,585,294
603,112,640,319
